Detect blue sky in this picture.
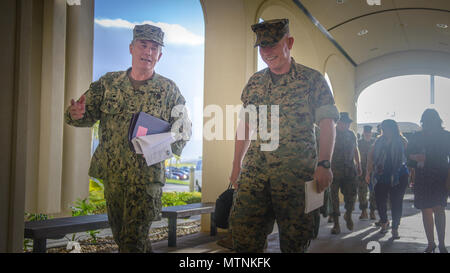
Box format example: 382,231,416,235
95,0,204,36
94,0,205,161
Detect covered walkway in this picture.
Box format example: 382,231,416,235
151,194,449,253
2,0,450,252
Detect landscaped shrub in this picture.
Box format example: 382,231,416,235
89,178,107,214
161,191,202,207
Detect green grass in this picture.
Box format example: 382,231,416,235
167,163,196,168
165,179,189,185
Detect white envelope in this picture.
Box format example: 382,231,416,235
131,132,176,166
305,180,324,214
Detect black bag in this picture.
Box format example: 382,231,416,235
214,184,234,229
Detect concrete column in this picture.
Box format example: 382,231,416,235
0,0,18,253
61,0,94,215
38,0,67,213
430,75,435,105
189,167,195,192
201,0,257,232
23,0,44,214
11,0,39,253
324,54,357,129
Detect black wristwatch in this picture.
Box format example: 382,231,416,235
317,160,331,169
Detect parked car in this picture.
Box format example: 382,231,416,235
168,174,181,180
180,166,191,172
178,169,190,175
167,166,178,172
172,171,188,180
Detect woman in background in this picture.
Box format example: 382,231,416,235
407,109,449,253
366,119,409,239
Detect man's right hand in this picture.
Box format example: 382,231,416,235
69,95,86,120
314,166,333,193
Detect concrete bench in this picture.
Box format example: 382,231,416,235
24,202,217,252
24,214,109,253
161,202,216,247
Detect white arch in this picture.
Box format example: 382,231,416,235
356,50,450,100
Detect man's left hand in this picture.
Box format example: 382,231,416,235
314,166,333,193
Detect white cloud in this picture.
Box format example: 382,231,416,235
95,18,204,46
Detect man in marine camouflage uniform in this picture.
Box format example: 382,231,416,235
228,19,339,253
357,125,377,220
65,24,191,252
330,112,362,234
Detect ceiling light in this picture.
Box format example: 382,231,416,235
336,0,346,4
358,29,369,36
436,23,448,29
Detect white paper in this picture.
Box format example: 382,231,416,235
305,180,324,214
132,132,176,166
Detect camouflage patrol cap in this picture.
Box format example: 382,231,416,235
339,112,353,124
133,24,164,46
363,125,373,133
251,19,289,47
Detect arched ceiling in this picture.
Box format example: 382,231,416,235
297,0,450,65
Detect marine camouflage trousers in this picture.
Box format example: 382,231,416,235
357,177,377,211
230,173,318,253
103,180,162,253
330,175,358,217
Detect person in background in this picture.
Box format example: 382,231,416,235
366,119,408,239
358,125,376,220
329,112,362,234
407,109,449,253
373,124,382,139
